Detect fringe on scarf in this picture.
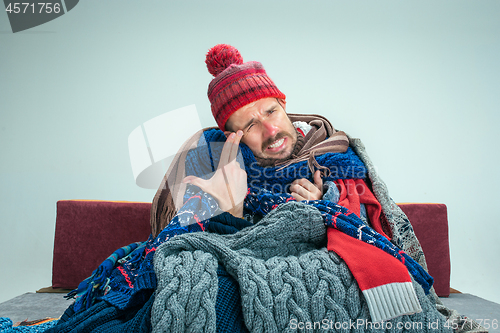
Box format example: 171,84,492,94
66,241,146,312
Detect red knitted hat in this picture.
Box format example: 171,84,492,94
206,44,286,131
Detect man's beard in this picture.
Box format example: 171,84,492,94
254,130,301,167
260,132,291,155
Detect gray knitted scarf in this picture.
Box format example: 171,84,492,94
151,202,451,333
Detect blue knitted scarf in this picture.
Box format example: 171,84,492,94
185,129,367,190
69,242,146,312
187,129,432,293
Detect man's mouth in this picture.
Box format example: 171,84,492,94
265,137,287,153
268,138,285,149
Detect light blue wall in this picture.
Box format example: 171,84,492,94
1,0,499,305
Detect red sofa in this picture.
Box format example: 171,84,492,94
51,200,451,297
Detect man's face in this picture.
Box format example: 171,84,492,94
225,97,297,160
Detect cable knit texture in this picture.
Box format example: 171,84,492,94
152,202,451,333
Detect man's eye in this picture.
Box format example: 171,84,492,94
246,124,254,132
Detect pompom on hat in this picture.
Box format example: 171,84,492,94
206,44,286,131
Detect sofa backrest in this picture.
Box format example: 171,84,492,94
51,200,450,297
52,200,151,290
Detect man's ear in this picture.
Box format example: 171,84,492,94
223,131,232,138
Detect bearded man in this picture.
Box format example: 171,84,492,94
52,44,480,333
146,44,456,332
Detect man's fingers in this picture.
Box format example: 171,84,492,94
290,175,323,200
219,133,233,166
290,192,305,201
290,183,313,200
314,170,323,189
229,130,243,162
291,178,317,193
220,130,243,166
182,175,207,191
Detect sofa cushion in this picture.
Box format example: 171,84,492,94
52,200,151,289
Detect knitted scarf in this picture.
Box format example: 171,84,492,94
68,242,146,312
149,113,350,238
174,124,433,321
46,293,155,333
57,114,482,332
242,186,431,322
67,114,432,316
151,202,450,333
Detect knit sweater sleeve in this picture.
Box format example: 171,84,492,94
322,180,340,203
157,183,221,237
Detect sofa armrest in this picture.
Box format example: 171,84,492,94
397,203,451,297
52,200,152,289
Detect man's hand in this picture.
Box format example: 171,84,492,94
183,131,247,217
290,170,323,201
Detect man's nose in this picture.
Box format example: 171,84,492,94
262,120,279,137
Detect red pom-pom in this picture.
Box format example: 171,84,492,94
205,44,243,77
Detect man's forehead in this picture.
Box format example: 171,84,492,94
229,98,279,127
242,101,258,110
